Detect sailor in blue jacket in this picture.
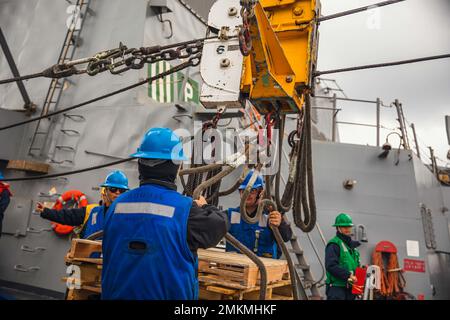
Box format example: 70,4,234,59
0,171,12,238
36,171,129,239
101,128,229,300
226,171,292,259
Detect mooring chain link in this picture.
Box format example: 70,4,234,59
238,0,257,56
85,41,204,76
40,41,204,79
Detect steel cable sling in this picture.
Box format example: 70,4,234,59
271,96,317,232
240,175,305,300
236,116,305,300
292,95,317,232
181,110,225,206
263,177,305,302
274,114,297,213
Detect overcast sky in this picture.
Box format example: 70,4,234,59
189,0,450,165
317,0,450,166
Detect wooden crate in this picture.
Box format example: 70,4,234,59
64,239,103,300
7,160,50,174
63,263,102,286
198,249,289,290
66,288,101,300
199,280,293,300
65,239,102,264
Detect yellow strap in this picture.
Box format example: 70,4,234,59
73,204,99,237
83,204,99,226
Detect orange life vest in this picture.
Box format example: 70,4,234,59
51,190,88,236
0,183,12,197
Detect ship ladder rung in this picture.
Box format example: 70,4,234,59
295,264,311,271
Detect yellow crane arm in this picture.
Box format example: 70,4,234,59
240,0,320,114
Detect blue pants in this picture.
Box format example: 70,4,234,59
326,285,356,300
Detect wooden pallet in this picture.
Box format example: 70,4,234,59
199,280,293,300
7,159,50,174
65,239,102,264
64,239,103,300
63,263,102,285
66,288,101,300
198,249,289,290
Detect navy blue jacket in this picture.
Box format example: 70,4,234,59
325,232,361,281
0,189,11,236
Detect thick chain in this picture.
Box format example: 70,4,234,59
85,41,204,76
239,0,257,56
40,41,204,79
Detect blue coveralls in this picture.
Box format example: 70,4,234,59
226,207,278,258
101,184,198,300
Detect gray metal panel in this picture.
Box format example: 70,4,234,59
0,0,68,111
442,187,450,246
0,109,26,160
182,0,216,20
0,235,23,285
5,200,72,293
445,115,450,145
412,155,450,252
427,252,450,299
11,233,69,293
312,141,419,219
1,197,32,236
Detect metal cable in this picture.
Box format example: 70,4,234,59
180,163,223,176
217,167,249,197
205,166,223,206
318,0,406,23
192,165,235,200
292,94,317,232
306,232,326,287
239,165,265,224
0,72,45,85
0,58,200,131
225,233,268,300
262,185,302,300
85,230,104,241
314,54,450,77
274,115,296,213
270,224,300,300
0,158,133,182
278,166,326,288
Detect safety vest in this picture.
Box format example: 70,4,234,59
101,184,198,300
326,236,360,287
226,207,277,259
76,204,105,240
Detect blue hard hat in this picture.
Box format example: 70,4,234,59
130,127,187,161
239,170,265,190
101,170,129,190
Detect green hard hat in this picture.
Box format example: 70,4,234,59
333,213,354,227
